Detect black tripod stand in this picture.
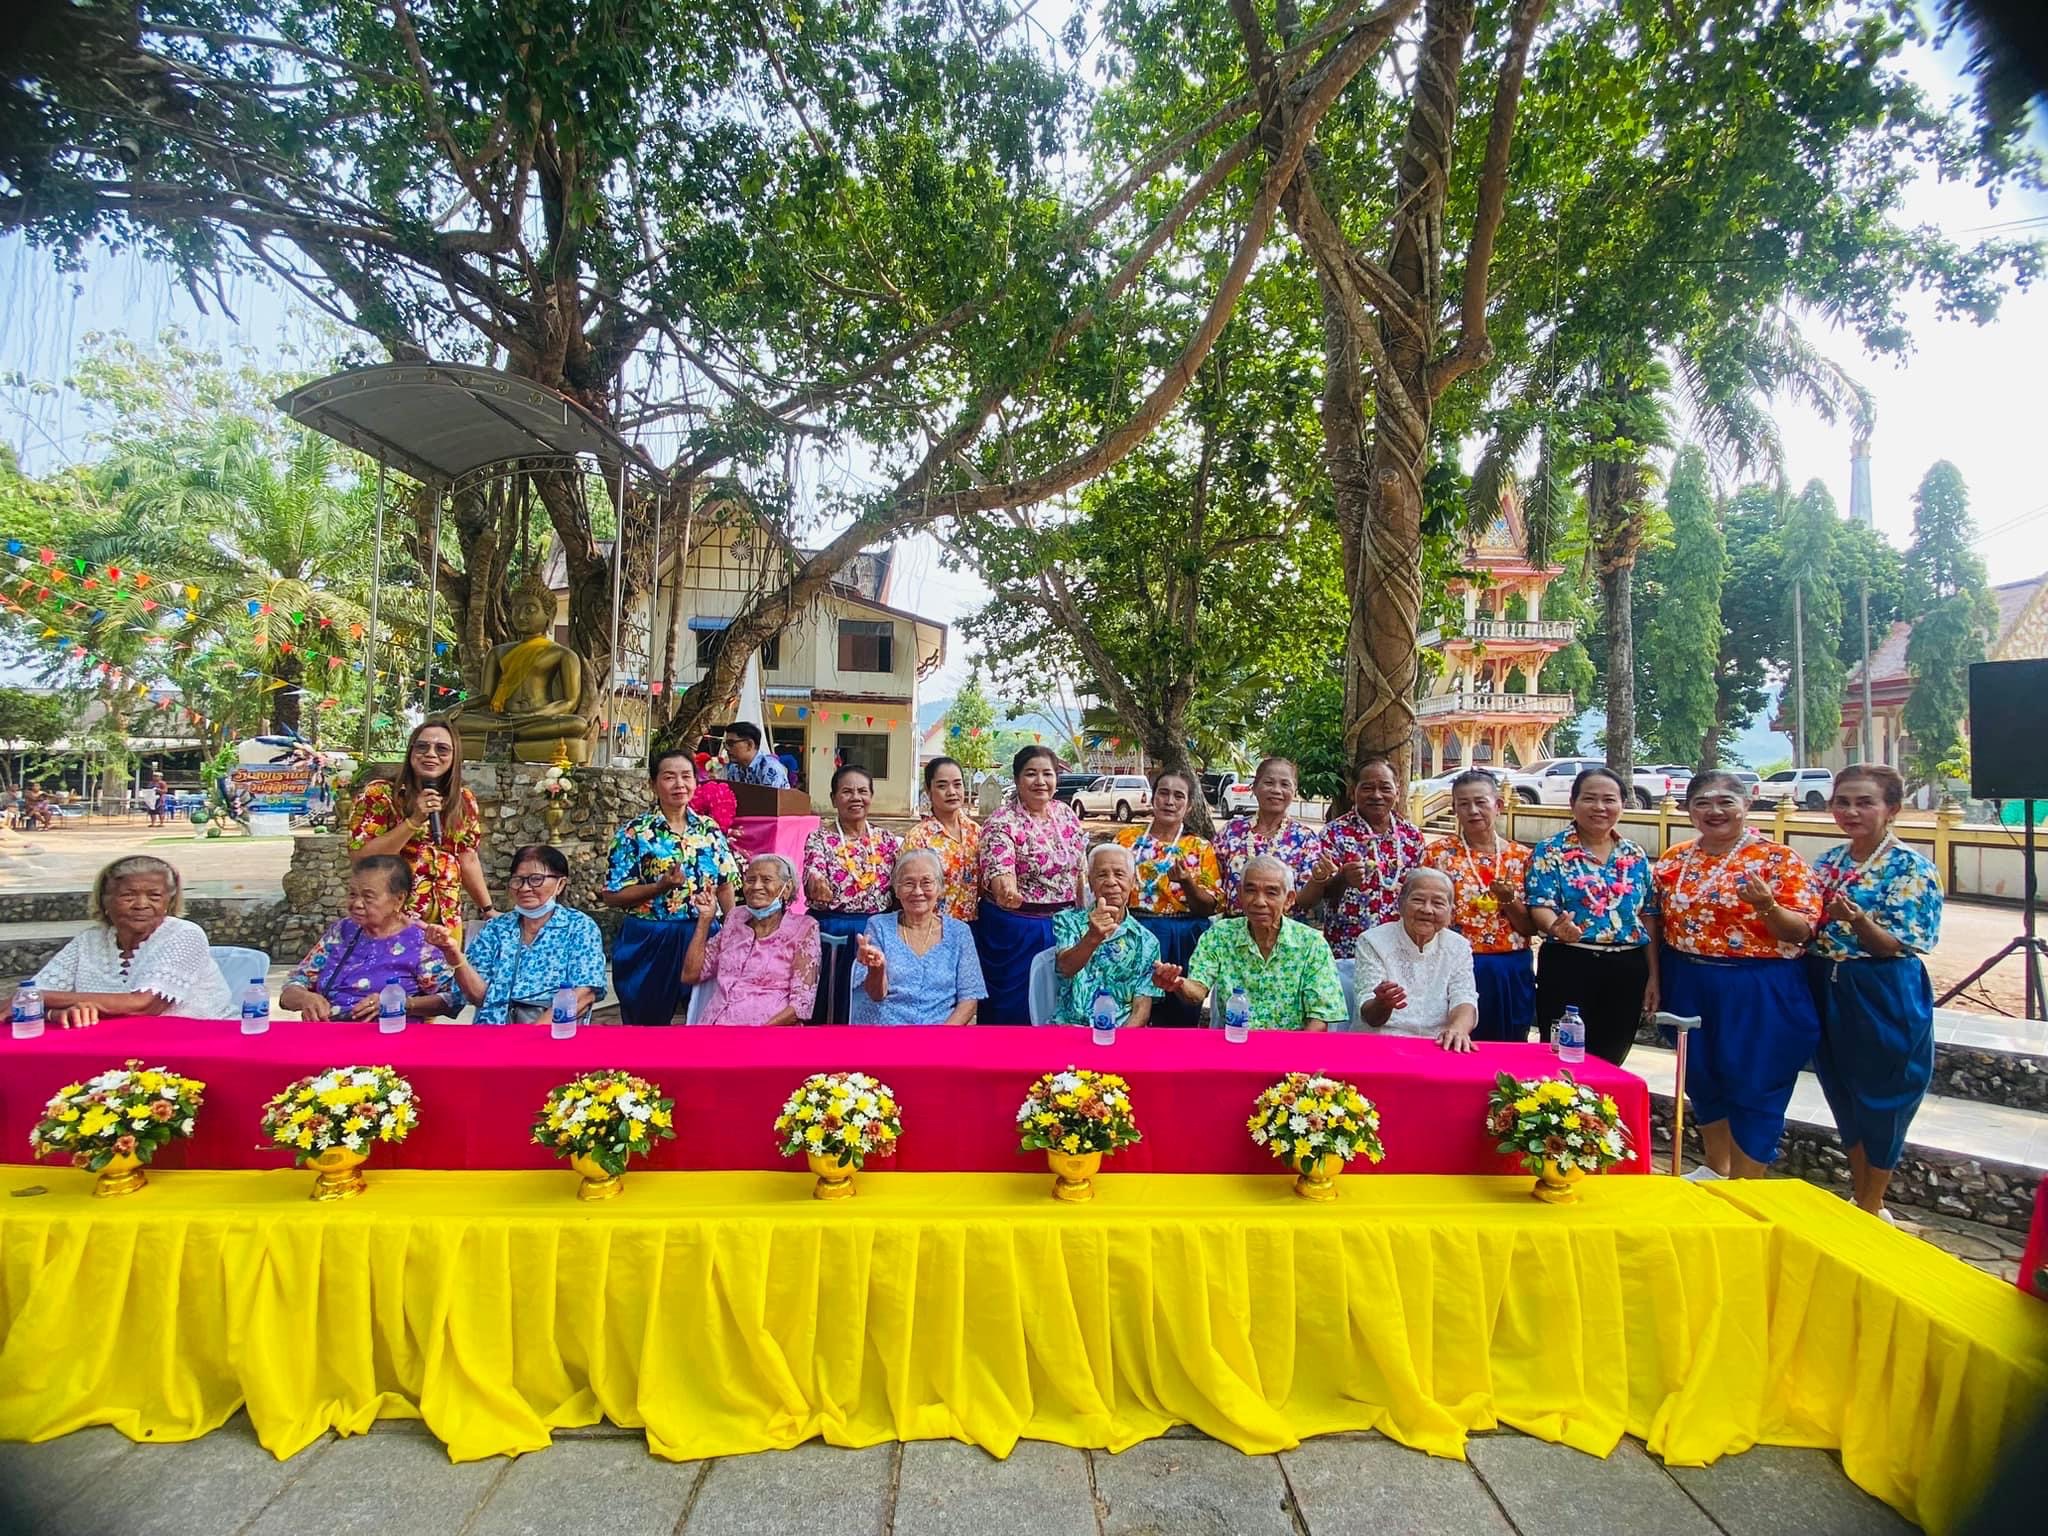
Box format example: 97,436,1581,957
1937,801,2046,1020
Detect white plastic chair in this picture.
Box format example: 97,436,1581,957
1334,957,1358,1031
684,982,719,1025
1027,947,1059,1026
210,945,270,1000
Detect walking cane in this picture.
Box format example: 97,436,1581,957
1654,1012,1703,1176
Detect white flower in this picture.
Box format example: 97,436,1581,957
312,1074,339,1093
1250,1128,1268,1146
1288,1113,1309,1134
352,1070,379,1087
343,1132,364,1151
88,1069,129,1090
628,1105,652,1123
180,1118,194,1135
379,1112,397,1132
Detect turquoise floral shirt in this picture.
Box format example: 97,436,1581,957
1809,839,1943,960
1186,916,1348,1031
1523,828,1657,947
605,809,742,921
1052,907,1163,1027
464,908,610,1024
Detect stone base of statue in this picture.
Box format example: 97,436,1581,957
458,728,592,765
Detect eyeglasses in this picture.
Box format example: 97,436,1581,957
412,742,454,758
508,873,560,890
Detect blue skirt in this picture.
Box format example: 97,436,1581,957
612,915,695,1026
1135,913,1210,1029
1472,949,1536,1042
975,902,1058,1026
1660,947,1819,1164
1808,954,1934,1171
812,910,875,1026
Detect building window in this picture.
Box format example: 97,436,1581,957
837,618,894,674
761,633,781,670
835,732,891,779
695,628,721,669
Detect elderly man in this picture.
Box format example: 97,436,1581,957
1052,842,1161,1027
1153,853,1346,1032
1353,867,1480,1052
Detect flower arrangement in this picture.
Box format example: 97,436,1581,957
532,1070,675,1175
539,762,575,798
775,1071,900,1168
259,1065,417,1163
1247,1072,1385,1173
1487,1071,1634,1176
692,776,738,831
29,1060,205,1172
1016,1068,1141,1157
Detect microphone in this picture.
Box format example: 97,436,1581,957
425,774,446,845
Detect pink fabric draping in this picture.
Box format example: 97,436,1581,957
0,1020,1651,1177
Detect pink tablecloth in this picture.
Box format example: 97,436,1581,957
0,1020,1652,1176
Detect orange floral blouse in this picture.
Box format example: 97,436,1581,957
1420,834,1531,954
1652,835,1818,960
347,777,483,926
901,815,982,921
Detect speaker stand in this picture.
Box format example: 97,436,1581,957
1937,806,2046,1021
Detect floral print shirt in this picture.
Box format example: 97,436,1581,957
605,808,743,921
463,907,610,1024
1654,835,1819,960
1186,916,1349,1031
287,918,457,1008
1051,907,1163,1027
697,911,822,1024
1114,825,1222,916
1212,817,1324,917
1319,813,1428,955
902,815,982,920
802,821,903,914
979,800,1087,908
1524,828,1657,947
347,777,483,926
1421,834,1532,954
1809,838,1943,960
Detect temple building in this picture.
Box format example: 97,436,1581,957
1414,490,1577,774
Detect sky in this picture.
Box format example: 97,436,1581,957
2,25,2043,707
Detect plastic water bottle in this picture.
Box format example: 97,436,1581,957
239,979,270,1036
1089,987,1118,1047
551,984,579,1040
11,979,44,1041
377,978,407,1035
1223,985,1252,1044
1556,1005,1587,1064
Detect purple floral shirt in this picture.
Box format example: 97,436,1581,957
1319,813,1427,956
697,911,823,1024
1212,817,1325,918
802,822,903,914
287,918,456,1007
978,800,1087,908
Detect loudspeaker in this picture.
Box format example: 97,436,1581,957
1969,659,2048,800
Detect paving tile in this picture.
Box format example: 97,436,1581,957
240,1427,504,1536
1466,1435,1718,1536
1091,1438,1296,1536
1667,1446,1918,1535
893,1439,1096,1536
0,1426,137,1531
1283,1434,1513,1535
26,1415,317,1536
682,1442,893,1536
469,1438,702,1536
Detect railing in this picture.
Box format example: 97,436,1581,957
1418,619,1577,647
1416,690,1576,718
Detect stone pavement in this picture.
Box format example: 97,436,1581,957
0,1420,1922,1536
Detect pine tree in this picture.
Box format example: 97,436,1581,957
1779,481,1846,762
1903,462,1997,788
1638,448,1727,765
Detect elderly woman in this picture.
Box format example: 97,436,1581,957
1317,754,1426,957
1212,756,1332,920
804,763,904,1024
1421,769,1535,1040
280,854,455,1021
850,848,987,1026
903,755,981,922
1052,843,1162,1028
976,745,1087,1022
1808,765,1942,1217
1524,766,1659,1064
682,854,821,1025
429,845,608,1024
1153,854,1347,1032
1353,868,1480,1052
1114,768,1220,1029
603,749,741,1025
349,720,494,925
32,855,232,1026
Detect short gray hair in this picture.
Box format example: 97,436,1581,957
745,853,794,886
1087,842,1135,876
91,855,184,922
1242,853,1295,892
891,847,945,886
1399,865,1455,902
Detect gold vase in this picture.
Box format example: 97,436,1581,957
332,787,354,829
542,800,567,843
1293,1152,1346,1202
308,1146,369,1202
807,1151,857,1200
571,1153,623,1202
94,1151,147,1198
1532,1157,1586,1205
1047,1149,1103,1203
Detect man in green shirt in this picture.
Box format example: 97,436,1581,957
1154,854,1346,1030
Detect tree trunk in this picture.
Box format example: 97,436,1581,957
1142,700,1214,839
1588,449,1649,785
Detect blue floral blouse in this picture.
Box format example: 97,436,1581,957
1523,828,1657,947
605,809,742,921
463,907,610,1024
1809,839,1943,960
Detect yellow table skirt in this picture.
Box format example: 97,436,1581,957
1,1166,2041,1535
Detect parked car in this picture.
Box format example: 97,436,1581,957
1052,773,1097,806
1415,765,1510,800
1647,764,1696,798
1201,772,1246,814
1761,767,1834,809
1222,777,1259,816
1504,758,1683,809
1071,774,1154,823
1720,769,1763,805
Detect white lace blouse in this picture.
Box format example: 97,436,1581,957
33,916,234,1020
1351,920,1478,1035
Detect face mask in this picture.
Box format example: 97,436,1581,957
519,897,559,920
746,898,785,921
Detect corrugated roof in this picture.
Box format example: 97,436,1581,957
1848,574,2044,687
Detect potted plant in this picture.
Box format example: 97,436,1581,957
1016,1067,1141,1202
1487,1071,1634,1203
532,1069,675,1200
1248,1072,1384,1200
29,1059,206,1196
259,1065,418,1200
775,1071,901,1199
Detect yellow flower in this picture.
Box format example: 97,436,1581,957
1600,1095,1619,1117
651,1109,671,1129
805,1124,826,1144
1060,1132,1080,1153
627,1120,645,1141
295,1130,314,1149
1513,1096,1539,1115
1563,1113,1582,1130
57,1108,79,1123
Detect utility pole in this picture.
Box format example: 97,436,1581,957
1792,582,1808,768
1859,583,1875,765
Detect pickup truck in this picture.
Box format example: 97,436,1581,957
1070,774,1153,822
1504,757,1688,809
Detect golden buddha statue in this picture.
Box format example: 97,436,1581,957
441,572,592,762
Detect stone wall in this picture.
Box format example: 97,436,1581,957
456,762,648,936
0,891,90,924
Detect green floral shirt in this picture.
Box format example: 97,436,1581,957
1187,916,1347,1031
1052,907,1162,1027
